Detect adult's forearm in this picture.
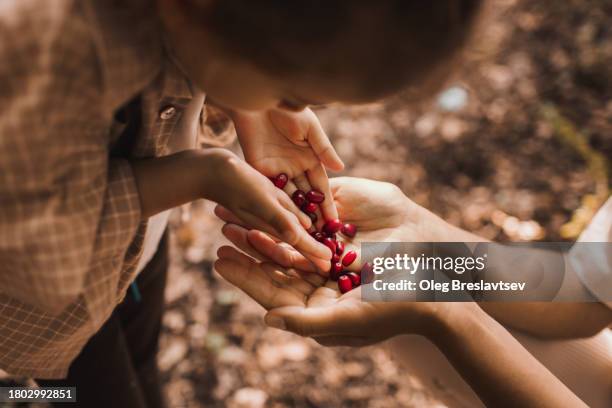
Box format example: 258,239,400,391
429,304,587,408
411,210,611,338
481,302,612,339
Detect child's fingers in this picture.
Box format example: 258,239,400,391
292,174,312,195
283,180,299,196
264,210,330,272
293,174,325,230
221,224,273,263
279,192,312,230
306,112,344,172
291,228,332,272
237,198,330,272
307,164,339,221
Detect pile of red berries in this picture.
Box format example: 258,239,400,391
271,173,363,293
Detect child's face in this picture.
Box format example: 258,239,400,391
185,55,360,112
159,1,367,112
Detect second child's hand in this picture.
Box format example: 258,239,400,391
229,108,344,221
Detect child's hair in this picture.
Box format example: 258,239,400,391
179,0,483,100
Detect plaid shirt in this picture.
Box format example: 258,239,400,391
0,0,201,378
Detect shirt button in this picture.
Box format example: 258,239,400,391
159,105,177,120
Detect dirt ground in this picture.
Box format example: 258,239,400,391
1,1,609,407
160,1,611,407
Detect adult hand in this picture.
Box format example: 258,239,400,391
214,177,455,346
214,245,450,347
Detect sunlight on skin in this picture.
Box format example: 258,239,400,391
214,177,444,346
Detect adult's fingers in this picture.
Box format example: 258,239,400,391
215,247,306,310
279,192,312,230
214,205,244,225
221,224,273,263
247,229,318,273
261,263,315,297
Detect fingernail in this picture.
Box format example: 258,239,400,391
265,315,286,330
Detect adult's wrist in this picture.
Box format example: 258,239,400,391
400,203,484,243
426,302,490,350
412,302,484,344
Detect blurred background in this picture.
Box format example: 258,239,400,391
3,0,608,407
161,1,611,407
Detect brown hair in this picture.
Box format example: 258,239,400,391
180,0,483,100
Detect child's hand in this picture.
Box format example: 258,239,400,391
215,177,427,274
230,108,344,222
206,149,331,271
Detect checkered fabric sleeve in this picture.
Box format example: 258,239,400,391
0,0,142,315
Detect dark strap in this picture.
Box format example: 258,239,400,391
109,95,142,158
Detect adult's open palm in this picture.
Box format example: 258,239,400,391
214,177,438,345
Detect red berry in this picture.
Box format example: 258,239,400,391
338,275,353,293
331,254,340,263
302,202,317,214
342,250,357,267
323,219,342,234
335,241,345,255
329,262,343,280
311,231,325,242
292,190,307,207
341,223,357,238
325,232,337,241
308,211,318,224
347,272,361,286
273,173,288,189
322,237,336,256
361,262,374,284
306,190,325,203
